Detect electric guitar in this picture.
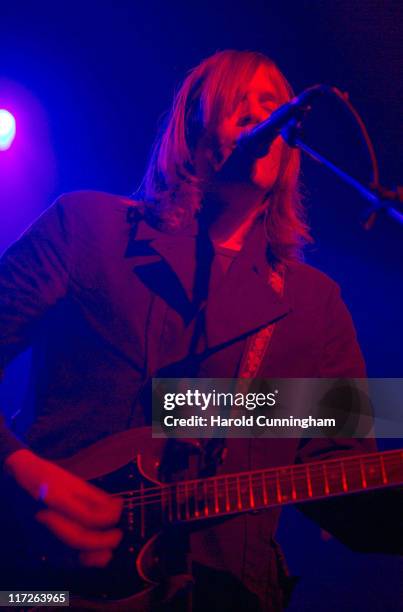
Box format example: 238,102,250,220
3,428,402,610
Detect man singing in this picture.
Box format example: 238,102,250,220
0,50,397,611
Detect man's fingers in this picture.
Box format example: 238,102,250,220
35,509,123,551
43,478,123,529
7,451,123,529
73,484,123,525
79,549,114,568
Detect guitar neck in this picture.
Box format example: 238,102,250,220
163,448,403,524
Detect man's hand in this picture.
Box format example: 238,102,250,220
4,449,123,567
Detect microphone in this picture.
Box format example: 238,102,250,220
236,84,329,158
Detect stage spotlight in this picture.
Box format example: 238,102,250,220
0,109,16,150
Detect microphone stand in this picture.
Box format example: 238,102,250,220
281,119,403,228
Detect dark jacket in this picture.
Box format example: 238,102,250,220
0,191,392,610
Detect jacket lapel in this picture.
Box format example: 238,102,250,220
204,221,291,349
125,215,198,324
125,210,291,345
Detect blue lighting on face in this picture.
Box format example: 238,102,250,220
0,109,16,150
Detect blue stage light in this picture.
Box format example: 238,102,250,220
0,109,16,150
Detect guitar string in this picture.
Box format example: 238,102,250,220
109,453,402,501
109,451,402,500
119,471,402,513
115,458,402,511
118,475,401,516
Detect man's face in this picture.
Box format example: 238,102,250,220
202,64,286,191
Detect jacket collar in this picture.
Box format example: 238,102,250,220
125,214,199,321
125,210,291,348
204,220,290,349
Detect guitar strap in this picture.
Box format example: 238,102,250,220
238,263,285,379
201,264,286,471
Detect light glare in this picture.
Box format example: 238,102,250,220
0,109,16,150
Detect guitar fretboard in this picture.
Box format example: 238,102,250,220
159,448,402,523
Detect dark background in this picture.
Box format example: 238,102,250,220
0,1,402,610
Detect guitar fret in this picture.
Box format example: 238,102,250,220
203,481,209,516
176,484,182,521
225,476,230,512
290,468,297,501
262,472,268,505
359,458,367,488
323,463,330,495
383,450,403,485
276,472,282,503
379,455,388,485
249,474,255,508
237,476,242,510
306,464,313,498
193,481,200,518
341,461,348,492
184,481,190,520
214,479,220,514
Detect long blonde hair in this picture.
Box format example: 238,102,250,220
140,49,311,261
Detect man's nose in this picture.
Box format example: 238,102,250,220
238,100,269,127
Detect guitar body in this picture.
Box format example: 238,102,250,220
3,428,198,611
2,427,401,610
